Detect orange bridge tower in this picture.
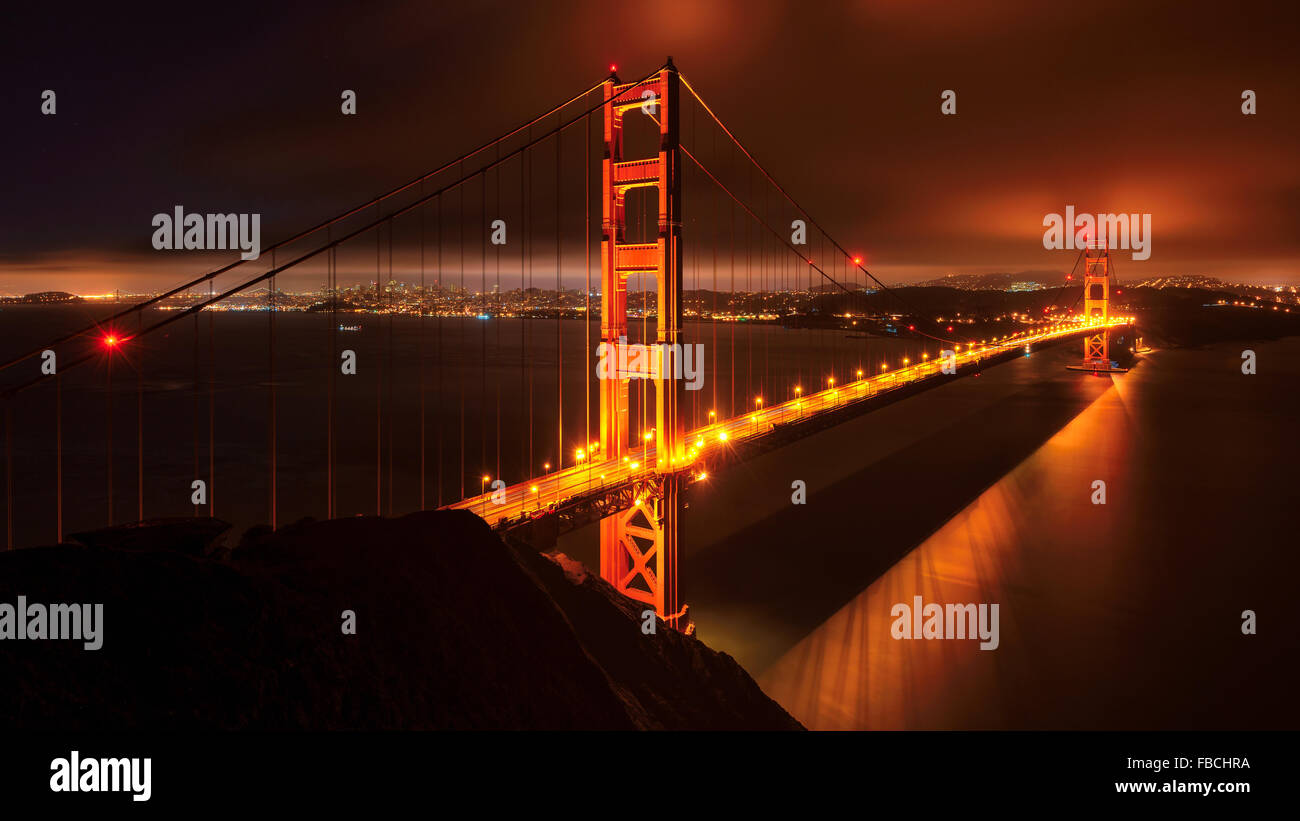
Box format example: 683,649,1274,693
1081,240,1112,369
597,60,690,632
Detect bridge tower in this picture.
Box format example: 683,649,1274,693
1081,240,1111,368
598,60,689,631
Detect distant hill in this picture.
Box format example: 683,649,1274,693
910,271,1067,291
1129,276,1298,306
0,291,84,304
1132,275,1225,289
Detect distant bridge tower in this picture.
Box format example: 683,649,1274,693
598,60,689,631
1080,240,1112,368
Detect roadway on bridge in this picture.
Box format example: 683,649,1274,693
448,319,1127,525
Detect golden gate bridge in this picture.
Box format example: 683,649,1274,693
0,59,1128,634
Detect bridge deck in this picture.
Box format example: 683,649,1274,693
446,319,1129,529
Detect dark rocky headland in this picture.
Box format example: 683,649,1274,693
0,511,800,730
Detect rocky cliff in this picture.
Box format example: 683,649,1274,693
0,511,800,730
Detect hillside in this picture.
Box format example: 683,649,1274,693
0,511,800,730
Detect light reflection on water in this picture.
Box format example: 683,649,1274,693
758,339,1299,730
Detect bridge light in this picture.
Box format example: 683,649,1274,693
852,257,862,265
856,370,862,378
631,461,639,469
531,486,538,493
102,334,119,349
902,358,909,365
697,472,708,481
575,449,585,461
543,462,550,471
718,431,728,442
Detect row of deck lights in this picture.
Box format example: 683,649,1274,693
489,319,1107,512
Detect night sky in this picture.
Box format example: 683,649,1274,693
3,0,1297,293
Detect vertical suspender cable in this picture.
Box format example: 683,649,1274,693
465,166,470,501
436,196,444,507
493,149,499,480
495,151,502,483
137,311,143,522
388,219,395,515
763,187,769,402
376,211,383,515
209,278,215,517
5,401,11,548
107,336,113,526
481,173,488,485
746,164,752,410
56,372,63,542
328,229,336,518
269,251,277,529
689,110,698,430
584,109,591,482
556,123,562,474
509,151,521,483
526,136,533,478
729,164,735,420
419,190,426,510
712,126,718,424
193,309,199,517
